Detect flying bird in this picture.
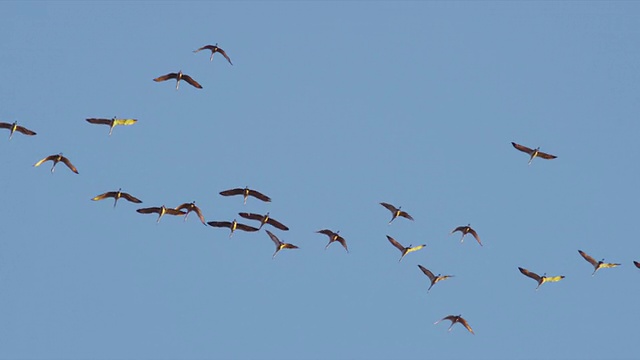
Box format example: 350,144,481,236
634,261,640,269
578,250,621,276
386,235,425,262
219,186,271,204
193,44,233,65
92,188,142,208
418,265,453,292
86,117,137,135
434,315,474,335
175,201,207,225
265,230,298,259
207,219,259,237
33,153,79,174
136,205,186,223
511,142,557,165
379,202,414,224
0,121,36,140
153,70,202,90
316,229,349,253
451,224,482,246
517,267,564,290
238,212,289,231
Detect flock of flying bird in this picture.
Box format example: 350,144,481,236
3,42,639,337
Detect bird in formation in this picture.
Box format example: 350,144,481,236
518,267,564,290
434,315,474,335
219,186,271,204
193,44,233,65
136,205,186,223
238,212,289,230
578,250,621,276
511,142,557,165
33,153,79,174
92,188,142,208
153,70,202,90
265,230,298,259
451,224,482,246
0,121,36,140
418,265,453,292
379,202,414,224
86,117,137,136
386,235,425,262
175,202,207,225
207,219,259,237
316,229,349,253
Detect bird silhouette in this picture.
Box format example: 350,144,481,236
92,188,142,208
451,224,482,246
265,230,298,259
434,315,474,334
518,267,564,290
86,117,137,135
33,153,79,174
207,219,259,237
511,142,557,165
153,70,202,90
0,121,36,140
316,229,349,253
219,186,271,204
578,250,620,276
379,202,414,224
386,235,425,262
193,44,233,65
136,205,186,223
175,202,207,225
418,265,453,292
238,212,289,230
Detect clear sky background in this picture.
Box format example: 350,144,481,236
1,1,639,359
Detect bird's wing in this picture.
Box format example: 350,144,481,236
283,243,298,250
191,205,206,225
634,261,640,269
267,217,289,231
92,191,117,201
15,125,36,135
248,189,271,202
265,230,282,246
236,223,259,232
380,202,397,213
336,236,349,252
217,48,233,65
601,262,620,269
399,211,414,221
512,142,534,154
418,265,436,281
194,45,215,53
518,267,541,282
238,212,263,221
536,150,557,159
0,122,11,129
451,226,464,234
386,235,405,252
137,207,161,214
33,155,56,167
467,227,482,246
207,221,232,228
578,250,599,267
165,208,186,216
174,202,192,211
60,156,79,174
545,275,565,283
120,192,142,203
220,188,244,197
181,74,203,89
113,119,137,126
86,118,112,125
153,73,178,82
458,317,474,334
407,244,425,253
316,229,335,238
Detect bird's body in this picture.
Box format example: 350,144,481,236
220,187,271,204
380,202,414,224
386,235,425,262
136,205,186,223
434,315,474,334
418,265,453,292
511,142,557,165
578,250,620,276
265,230,298,258
153,70,202,90
193,44,233,64
207,219,258,237
0,121,36,140
175,202,207,225
92,188,142,208
238,212,289,230
86,117,137,135
451,224,482,246
33,153,78,174
518,267,564,290
316,229,349,253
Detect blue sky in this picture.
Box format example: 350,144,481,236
1,1,640,359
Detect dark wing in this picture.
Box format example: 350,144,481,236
634,261,640,269
120,192,142,203
248,189,271,202
15,125,36,135
0,122,10,129
190,205,206,225
238,212,264,221
457,317,474,334
174,202,192,211
92,191,117,201
60,156,79,174
86,118,112,126
193,45,216,53
137,207,161,214
380,202,398,213
220,188,244,197
451,226,465,234
181,74,203,89
316,229,336,238
282,243,298,250
266,217,289,231
418,265,436,282
336,236,349,253
236,223,259,232
578,250,599,267
398,210,414,221
217,48,233,65
467,227,482,246
511,142,534,155
33,155,57,167
153,73,178,82
207,221,232,228
164,208,186,216
536,150,557,160
265,230,282,246
518,267,541,282
386,235,405,252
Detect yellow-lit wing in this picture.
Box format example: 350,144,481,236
601,262,620,269
544,276,565,283
406,244,425,254
113,119,137,126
